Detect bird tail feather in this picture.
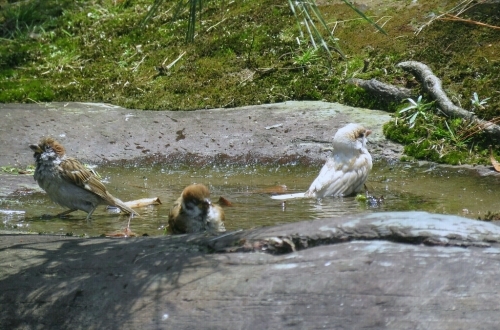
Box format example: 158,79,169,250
113,198,140,216
270,192,307,200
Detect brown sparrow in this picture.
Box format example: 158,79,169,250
168,183,226,234
30,137,139,220
272,123,373,199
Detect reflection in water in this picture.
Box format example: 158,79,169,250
2,161,500,236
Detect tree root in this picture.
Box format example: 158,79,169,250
347,60,500,139
396,61,475,119
347,78,412,103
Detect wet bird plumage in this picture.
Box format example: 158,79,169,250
272,123,372,200
30,137,138,220
168,183,226,234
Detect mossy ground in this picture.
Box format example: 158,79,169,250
1,0,499,164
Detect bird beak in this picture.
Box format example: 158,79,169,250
29,144,43,154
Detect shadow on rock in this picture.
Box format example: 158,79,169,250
0,234,224,329
3,212,500,329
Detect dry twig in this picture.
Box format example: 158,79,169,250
347,61,500,139
439,13,500,30
415,0,494,35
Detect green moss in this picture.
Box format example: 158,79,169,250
384,110,496,165
0,80,54,102
343,84,399,111
478,211,500,221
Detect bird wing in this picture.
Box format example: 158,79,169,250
305,156,369,198
305,160,345,197
58,157,139,216
168,197,188,234
59,157,114,203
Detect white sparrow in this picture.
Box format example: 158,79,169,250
30,137,139,220
272,123,373,199
168,183,226,234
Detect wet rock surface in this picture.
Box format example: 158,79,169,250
1,101,400,168
1,102,499,328
2,212,500,329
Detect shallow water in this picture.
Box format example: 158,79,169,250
2,161,500,237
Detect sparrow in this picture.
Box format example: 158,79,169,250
271,123,373,199
30,137,139,220
168,183,226,234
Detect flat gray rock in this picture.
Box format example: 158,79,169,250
2,102,499,328
204,211,500,253
2,212,500,329
1,101,400,167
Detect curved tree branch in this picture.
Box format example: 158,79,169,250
347,78,412,103
347,60,500,139
396,61,500,139
396,61,473,118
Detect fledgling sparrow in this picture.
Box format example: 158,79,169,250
30,137,139,220
168,183,226,234
272,123,373,199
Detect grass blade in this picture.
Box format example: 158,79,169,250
341,0,387,35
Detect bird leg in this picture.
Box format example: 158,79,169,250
126,213,133,230
122,214,137,237
85,206,98,221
